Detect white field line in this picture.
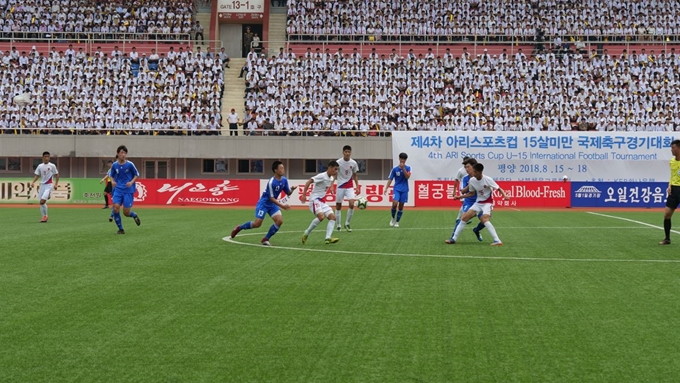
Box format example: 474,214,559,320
222,226,680,263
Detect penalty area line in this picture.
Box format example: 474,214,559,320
222,235,680,264
587,212,680,235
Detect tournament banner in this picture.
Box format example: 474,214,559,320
415,181,571,208
0,178,105,204
570,182,667,208
392,131,676,182
262,179,416,207
134,179,260,206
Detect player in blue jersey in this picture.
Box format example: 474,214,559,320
449,157,486,242
384,152,411,227
110,145,141,234
231,161,298,246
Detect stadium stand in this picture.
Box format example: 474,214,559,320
286,0,680,42
241,45,680,134
0,46,225,135
0,0,196,41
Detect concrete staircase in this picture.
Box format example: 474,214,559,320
221,58,247,135
267,14,287,57
194,12,212,46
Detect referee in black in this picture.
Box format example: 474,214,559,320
660,139,680,245
100,160,113,209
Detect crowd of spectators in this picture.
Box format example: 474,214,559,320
240,46,680,135
286,0,680,41
0,45,226,135
0,0,198,41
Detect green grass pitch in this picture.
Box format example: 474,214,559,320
1,206,679,382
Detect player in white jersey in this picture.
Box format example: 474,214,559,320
301,160,340,245
335,145,360,232
449,163,510,246
30,151,59,223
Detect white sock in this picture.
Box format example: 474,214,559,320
44,204,48,216
326,219,336,239
484,221,501,242
452,219,468,241
305,218,320,235
346,208,354,225
335,210,341,227
40,204,45,216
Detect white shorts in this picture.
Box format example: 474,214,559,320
335,187,356,203
38,184,53,201
309,199,333,217
469,202,493,217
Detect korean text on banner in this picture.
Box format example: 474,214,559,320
134,179,260,206
571,182,667,208
392,131,676,182
265,179,415,207
415,181,570,208
0,178,103,204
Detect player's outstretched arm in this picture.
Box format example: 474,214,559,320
301,178,313,203
496,187,510,200
454,191,475,200
53,174,59,189
30,174,39,188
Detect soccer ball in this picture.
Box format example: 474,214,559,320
13,93,32,106
356,196,368,210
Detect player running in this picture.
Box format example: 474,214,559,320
335,145,360,232
301,160,340,245
231,161,298,246
30,151,59,222
110,145,141,234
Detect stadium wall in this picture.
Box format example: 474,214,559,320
0,137,393,180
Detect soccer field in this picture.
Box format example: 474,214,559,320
2,206,679,382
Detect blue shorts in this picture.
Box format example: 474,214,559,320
113,190,134,209
392,190,408,204
255,200,280,219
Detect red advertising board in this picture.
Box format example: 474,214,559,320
133,179,260,206
270,180,415,207
415,181,571,208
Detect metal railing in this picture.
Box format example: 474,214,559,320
257,38,680,58
0,127,396,137
286,32,680,43
4,126,678,137
0,34,223,55
1,127,223,136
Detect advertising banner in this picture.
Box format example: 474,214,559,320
570,182,667,208
0,178,261,206
262,179,416,207
392,131,675,182
134,179,260,206
414,181,571,208
217,0,264,21
0,178,105,204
